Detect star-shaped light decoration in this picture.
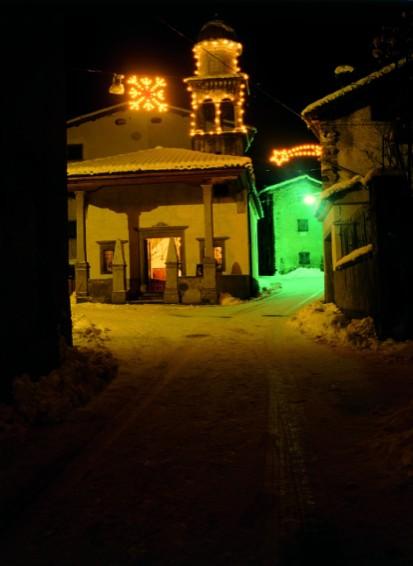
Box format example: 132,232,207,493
270,144,322,167
127,76,168,112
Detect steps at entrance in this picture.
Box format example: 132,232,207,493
128,293,164,305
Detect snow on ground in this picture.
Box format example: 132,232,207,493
290,298,413,476
1,299,118,429
289,299,413,358
219,292,244,305
2,273,413,562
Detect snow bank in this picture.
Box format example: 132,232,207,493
288,300,378,349
13,344,117,424
277,267,323,280
7,308,118,425
289,300,413,359
219,292,244,305
289,297,413,480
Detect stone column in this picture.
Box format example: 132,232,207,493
164,238,180,304
201,183,217,304
112,239,127,304
74,190,89,301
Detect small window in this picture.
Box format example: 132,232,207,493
299,251,310,265
99,242,115,274
297,219,309,232
213,245,224,272
221,99,235,131
198,99,215,131
198,237,227,272
67,144,83,162
150,117,163,124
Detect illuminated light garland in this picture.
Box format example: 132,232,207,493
185,36,250,136
192,38,243,76
269,144,322,167
127,76,168,112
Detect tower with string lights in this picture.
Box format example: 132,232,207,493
184,20,252,156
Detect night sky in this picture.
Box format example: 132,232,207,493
65,0,408,186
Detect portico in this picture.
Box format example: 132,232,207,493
67,147,262,304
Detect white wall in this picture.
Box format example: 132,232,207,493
67,107,190,161
84,183,251,284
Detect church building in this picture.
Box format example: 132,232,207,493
67,20,262,305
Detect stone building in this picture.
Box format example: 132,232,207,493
68,148,262,304
302,57,413,338
67,20,263,305
260,175,323,274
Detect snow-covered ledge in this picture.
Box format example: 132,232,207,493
320,175,365,201
335,243,373,270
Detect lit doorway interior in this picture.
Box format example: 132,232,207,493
145,237,182,292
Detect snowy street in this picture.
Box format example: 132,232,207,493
1,270,413,565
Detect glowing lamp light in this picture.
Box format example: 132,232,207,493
303,195,316,205
270,144,322,167
127,76,168,112
109,74,125,95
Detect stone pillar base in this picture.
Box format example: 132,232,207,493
201,288,218,304
75,262,89,301
164,289,180,304
201,257,217,304
112,258,127,304
164,243,179,304
112,290,127,304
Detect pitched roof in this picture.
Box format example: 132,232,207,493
67,104,191,128
260,174,322,194
302,57,408,119
67,146,252,177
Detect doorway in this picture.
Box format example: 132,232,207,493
145,237,182,292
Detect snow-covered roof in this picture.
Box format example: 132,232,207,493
302,57,408,118
67,147,252,177
185,73,247,81
260,174,321,195
320,175,365,201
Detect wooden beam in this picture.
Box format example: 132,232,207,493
67,168,241,192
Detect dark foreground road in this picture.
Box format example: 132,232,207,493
1,274,413,565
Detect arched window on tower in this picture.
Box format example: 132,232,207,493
198,99,215,132
220,99,235,131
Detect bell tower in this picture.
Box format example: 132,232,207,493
184,20,251,156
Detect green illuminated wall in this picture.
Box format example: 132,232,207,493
261,175,323,274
